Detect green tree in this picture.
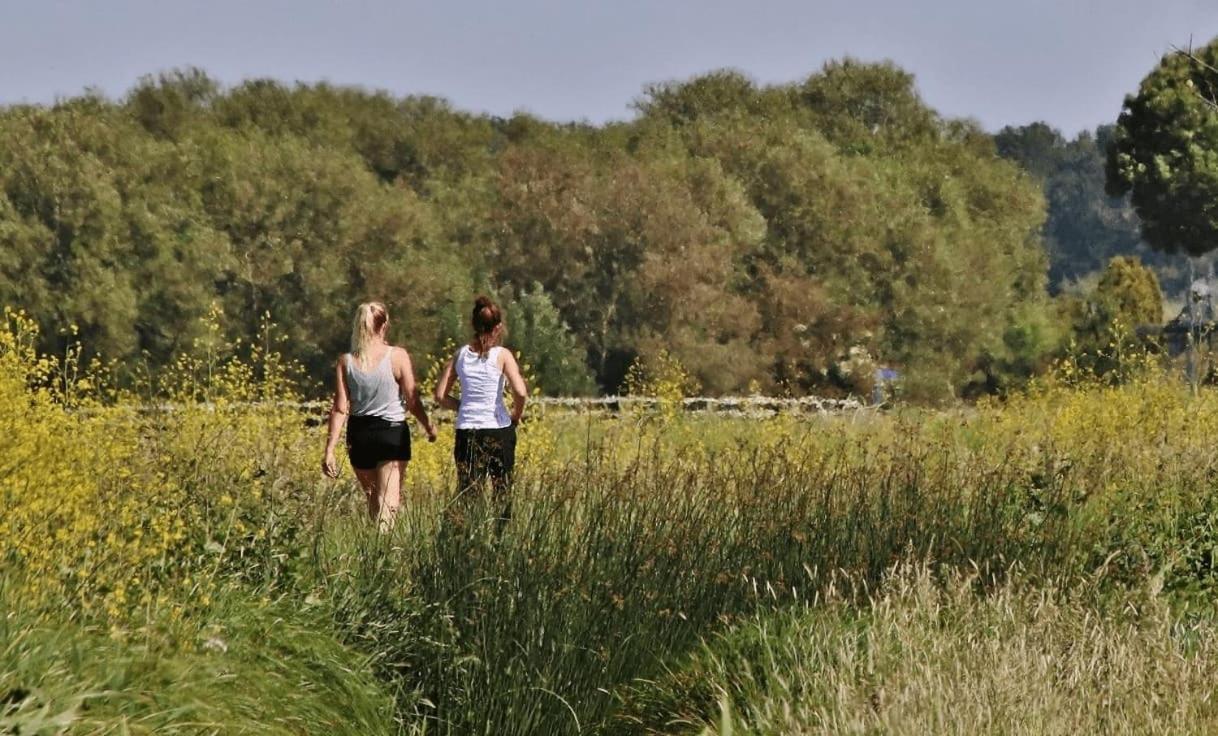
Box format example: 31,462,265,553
1093,256,1164,327
127,67,217,139
1107,40,1218,257
641,64,1052,399
635,69,786,127
490,131,766,393
1068,256,1164,377
996,123,1185,294
796,59,939,153
0,100,230,362
503,284,596,396
196,128,471,379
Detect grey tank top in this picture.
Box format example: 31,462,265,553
345,349,406,422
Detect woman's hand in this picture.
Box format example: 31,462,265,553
322,449,339,478
426,423,438,443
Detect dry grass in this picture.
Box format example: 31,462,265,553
633,564,1218,735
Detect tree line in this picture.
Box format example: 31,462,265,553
994,122,1194,298
0,59,1186,400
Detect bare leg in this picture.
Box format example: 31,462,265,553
354,468,379,520
375,460,405,532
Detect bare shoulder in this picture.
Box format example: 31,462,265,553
389,345,413,376
498,346,519,370
333,354,350,391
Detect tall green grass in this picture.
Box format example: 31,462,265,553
299,428,1111,734
0,586,395,735
11,383,1218,733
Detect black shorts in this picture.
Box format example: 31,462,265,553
346,415,411,470
454,425,516,491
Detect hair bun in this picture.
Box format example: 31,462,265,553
470,295,502,342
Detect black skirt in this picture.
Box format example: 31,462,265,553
346,415,412,470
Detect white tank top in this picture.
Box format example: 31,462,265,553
454,345,511,429
345,349,406,422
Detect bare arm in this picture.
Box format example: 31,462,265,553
322,357,350,477
395,347,436,442
433,358,460,411
499,349,529,424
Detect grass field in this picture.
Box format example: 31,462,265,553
5,315,1218,734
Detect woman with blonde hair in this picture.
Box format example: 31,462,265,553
322,302,436,529
433,296,528,526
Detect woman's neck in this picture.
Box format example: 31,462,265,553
360,337,387,355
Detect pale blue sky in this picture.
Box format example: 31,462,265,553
2,0,1217,135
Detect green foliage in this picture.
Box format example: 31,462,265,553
1066,256,1164,378
0,61,1060,400
1092,255,1164,327
645,64,1052,399
635,69,786,126
504,283,596,395
796,58,939,152
1107,39,1218,257
996,122,1187,294
127,67,218,139
0,590,397,735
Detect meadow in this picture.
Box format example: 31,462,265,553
5,311,1218,735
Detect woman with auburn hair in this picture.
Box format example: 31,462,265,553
322,301,436,530
433,295,528,526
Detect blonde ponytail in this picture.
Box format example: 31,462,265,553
350,302,389,369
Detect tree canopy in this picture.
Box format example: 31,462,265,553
0,62,1061,399
996,123,1189,295
1107,40,1218,258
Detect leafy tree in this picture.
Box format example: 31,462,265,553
1093,256,1164,327
635,69,784,127
490,135,765,392
995,122,1065,179
503,283,595,396
0,60,1064,401
796,59,939,153
996,123,1186,294
1067,256,1164,377
196,128,471,379
127,67,218,139
642,65,1052,399
0,101,229,362
213,81,500,191
1107,40,1218,257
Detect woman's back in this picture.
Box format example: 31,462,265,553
345,348,406,421
454,345,511,429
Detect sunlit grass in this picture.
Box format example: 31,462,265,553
7,313,1218,733
627,563,1218,735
